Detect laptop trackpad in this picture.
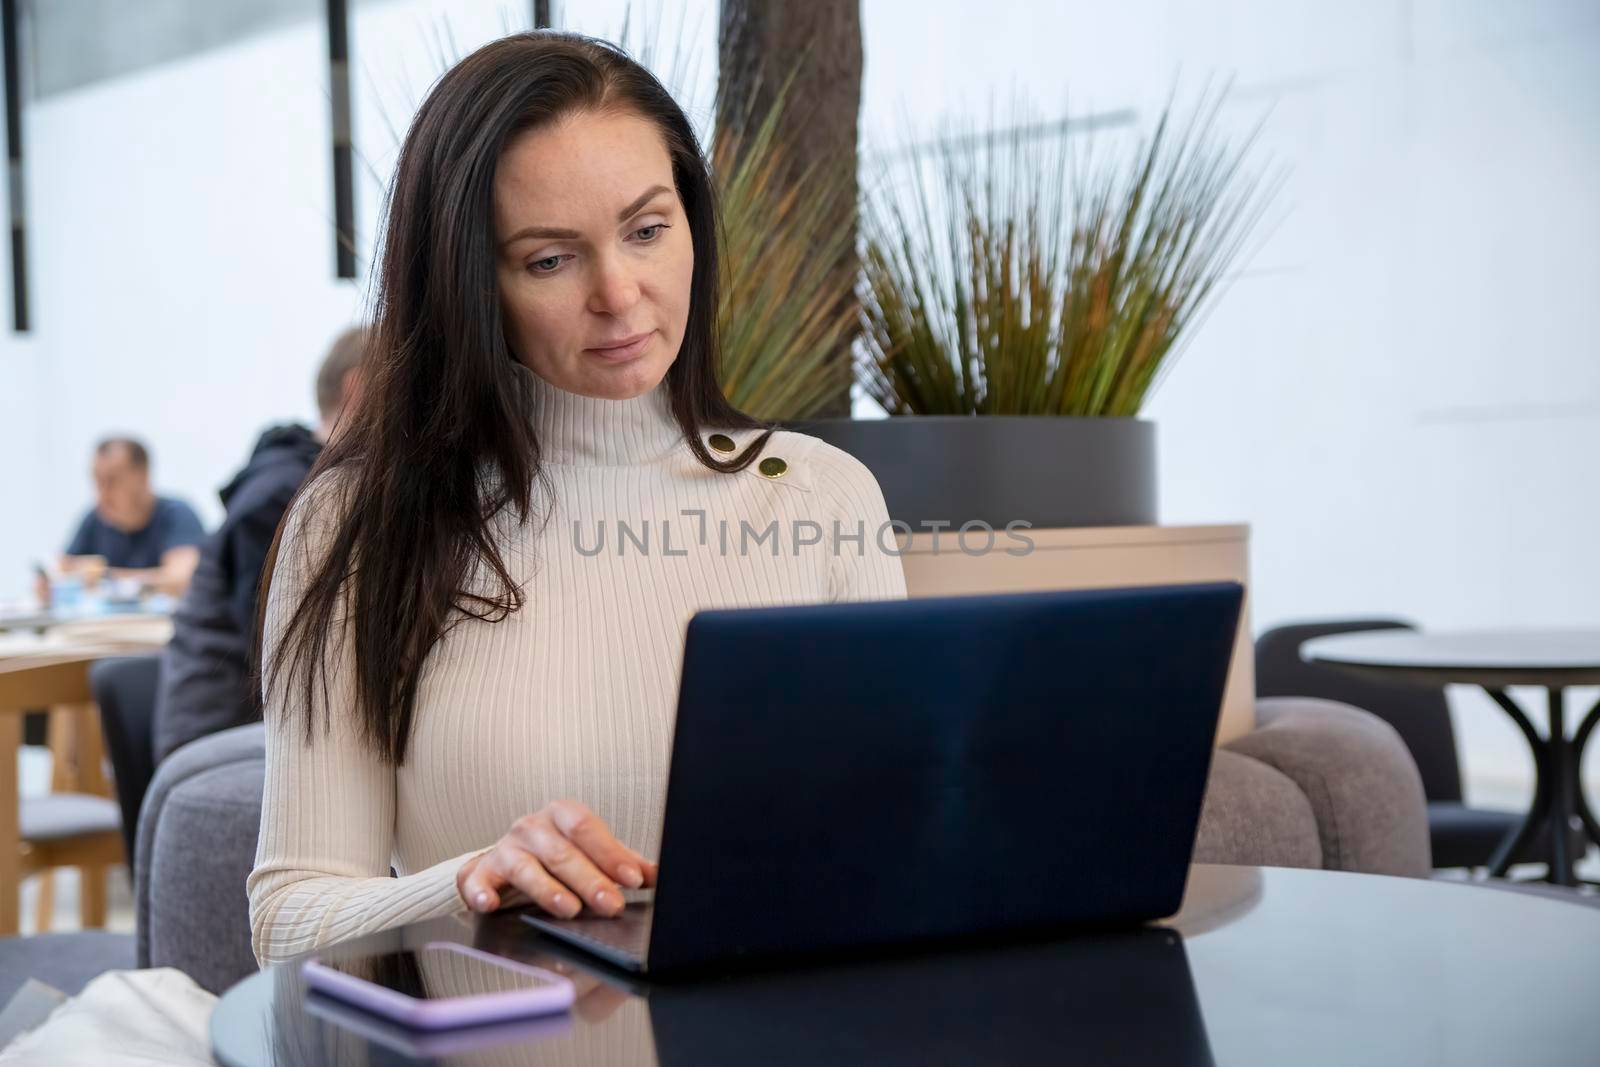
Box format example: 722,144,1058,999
522,900,655,965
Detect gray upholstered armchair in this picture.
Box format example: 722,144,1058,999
1197,697,1431,877
134,723,264,994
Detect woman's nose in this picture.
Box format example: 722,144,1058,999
587,253,642,316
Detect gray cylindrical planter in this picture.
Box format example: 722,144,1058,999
784,416,1157,529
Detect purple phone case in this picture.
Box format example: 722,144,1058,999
302,942,575,1029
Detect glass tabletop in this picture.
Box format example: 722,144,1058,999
210,865,1600,1067
1301,628,1600,684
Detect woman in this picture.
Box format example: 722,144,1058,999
247,31,905,965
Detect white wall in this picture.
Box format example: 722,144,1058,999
856,0,1600,799
1,0,1595,798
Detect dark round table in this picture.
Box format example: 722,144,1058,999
210,865,1600,1066
1303,629,1600,885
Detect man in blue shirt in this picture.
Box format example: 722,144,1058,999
61,438,206,597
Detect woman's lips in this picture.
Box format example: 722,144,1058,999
585,331,654,363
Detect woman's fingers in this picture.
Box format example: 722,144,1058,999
547,801,653,890
510,813,625,917
470,842,582,918
457,852,502,913
501,848,583,919
456,802,657,918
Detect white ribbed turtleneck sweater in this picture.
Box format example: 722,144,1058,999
247,375,907,965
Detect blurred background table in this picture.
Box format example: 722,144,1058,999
0,614,175,657
1303,629,1600,886
0,597,176,638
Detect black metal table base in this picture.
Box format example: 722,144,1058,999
1484,687,1600,886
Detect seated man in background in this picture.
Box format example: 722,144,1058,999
61,437,206,597
154,326,368,763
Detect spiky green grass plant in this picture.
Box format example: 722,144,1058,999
859,89,1280,416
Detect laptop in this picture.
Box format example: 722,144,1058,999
521,581,1244,975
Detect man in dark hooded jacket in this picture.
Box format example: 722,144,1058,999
152,426,322,758
155,327,367,760
100,329,367,863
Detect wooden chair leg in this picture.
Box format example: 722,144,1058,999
0,713,19,937
71,703,111,799
30,707,70,935
79,865,108,929
33,871,54,933
47,707,77,792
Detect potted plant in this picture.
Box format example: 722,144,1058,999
792,89,1279,531
712,74,861,419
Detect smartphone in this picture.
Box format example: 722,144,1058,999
302,941,575,1029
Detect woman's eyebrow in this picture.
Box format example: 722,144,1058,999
500,184,673,247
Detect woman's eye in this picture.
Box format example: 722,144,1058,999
527,225,666,275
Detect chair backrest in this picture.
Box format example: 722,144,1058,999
1255,619,1462,803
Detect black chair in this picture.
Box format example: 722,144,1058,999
90,654,162,876
1256,619,1560,871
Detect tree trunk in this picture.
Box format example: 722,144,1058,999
718,0,862,418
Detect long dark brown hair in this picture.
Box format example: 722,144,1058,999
258,32,773,765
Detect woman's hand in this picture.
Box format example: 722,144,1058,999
456,801,658,919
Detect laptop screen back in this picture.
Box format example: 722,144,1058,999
645,582,1243,972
